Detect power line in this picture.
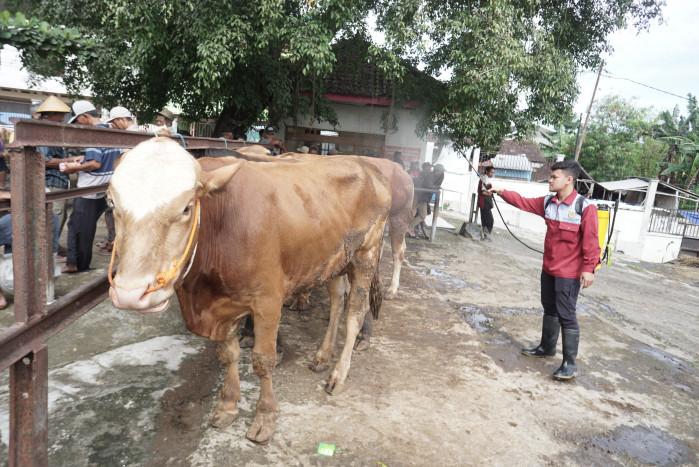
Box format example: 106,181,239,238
601,69,691,102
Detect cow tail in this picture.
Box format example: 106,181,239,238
369,270,382,320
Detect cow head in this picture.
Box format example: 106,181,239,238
107,138,241,313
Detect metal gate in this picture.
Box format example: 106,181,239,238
0,118,261,466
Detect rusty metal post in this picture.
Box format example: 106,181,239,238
10,348,49,467
46,203,55,303
430,190,441,243
9,146,49,465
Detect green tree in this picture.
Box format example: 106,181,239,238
565,95,667,182
2,0,664,148
652,96,699,190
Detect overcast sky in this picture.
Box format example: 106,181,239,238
574,0,698,118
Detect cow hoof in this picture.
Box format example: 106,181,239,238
246,412,275,444
354,338,370,351
309,360,329,373
385,290,397,300
239,336,254,349
209,409,239,428
325,378,346,395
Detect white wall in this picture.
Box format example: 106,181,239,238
283,103,428,158
442,177,680,263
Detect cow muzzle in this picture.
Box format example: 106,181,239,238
109,284,171,313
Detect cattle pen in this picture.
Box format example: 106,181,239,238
0,120,696,465
0,119,269,466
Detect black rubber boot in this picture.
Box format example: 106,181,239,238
522,315,559,358
553,328,580,381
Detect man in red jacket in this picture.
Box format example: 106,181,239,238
487,160,600,380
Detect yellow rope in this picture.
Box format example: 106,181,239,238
108,199,200,293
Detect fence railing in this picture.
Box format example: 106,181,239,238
648,208,699,238
2,118,269,466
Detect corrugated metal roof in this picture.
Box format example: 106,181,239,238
599,178,649,191
492,153,532,171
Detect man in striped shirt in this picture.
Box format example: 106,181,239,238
61,101,120,273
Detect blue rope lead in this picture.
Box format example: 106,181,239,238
218,137,228,149
176,133,187,149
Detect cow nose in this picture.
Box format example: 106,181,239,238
110,284,151,310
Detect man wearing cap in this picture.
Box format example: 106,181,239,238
156,109,176,133
259,125,286,155
36,96,80,260
108,106,139,132
61,100,120,273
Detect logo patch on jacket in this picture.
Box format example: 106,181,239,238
568,211,576,219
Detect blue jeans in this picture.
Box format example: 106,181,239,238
0,214,60,254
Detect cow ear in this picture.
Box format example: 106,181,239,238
197,160,243,197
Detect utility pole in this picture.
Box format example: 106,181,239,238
574,65,603,161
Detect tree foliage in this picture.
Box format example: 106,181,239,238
563,95,667,182
2,0,664,147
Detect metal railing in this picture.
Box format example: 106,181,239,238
648,208,699,238
1,118,267,466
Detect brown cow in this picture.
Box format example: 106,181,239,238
107,138,391,443
278,151,414,299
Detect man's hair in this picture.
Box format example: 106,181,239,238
551,160,581,182
485,166,495,174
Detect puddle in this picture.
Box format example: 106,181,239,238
499,307,539,315
591,425,695,465
633,345,682,369
420,266,485,291
458,305,493,332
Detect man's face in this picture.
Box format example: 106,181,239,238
75,113,90,125
549,169,571,192
40,112,66,123
156,115,168,126
486,168,495,178
111,117,130,130
221,131,234,139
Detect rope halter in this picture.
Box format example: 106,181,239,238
108,198,201,293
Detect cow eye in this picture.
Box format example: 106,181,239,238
183,205,191,215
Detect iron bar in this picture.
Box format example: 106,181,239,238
0,273,110,372
10,347,48,467
8,118,271,151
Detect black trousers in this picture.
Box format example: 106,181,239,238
66,196,108,271
541,270,581,330
480,206,494,233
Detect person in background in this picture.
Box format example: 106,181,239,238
108,106,139,132
393,151,405,169
308,145,320,155
408,162,435,237
259,125,286,154
298,145,309,154
156,109,176,133
487,160,600,381
0,130,8,190
408,160,420,180
61,101,120,273
478,166,496,239
36,96,77,261
327,148,340,155
219,127,235,140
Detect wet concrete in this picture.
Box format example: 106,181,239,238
0,219,697,465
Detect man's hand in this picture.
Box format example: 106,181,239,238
580,271,594,289
486,184,504,196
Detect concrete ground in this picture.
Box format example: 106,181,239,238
0,215,697,466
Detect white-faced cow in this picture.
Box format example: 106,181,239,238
107,138,391,443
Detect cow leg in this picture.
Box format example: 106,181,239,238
354,312,374,351
385,221,406,300
326,271,371,395
210,326,242,428
310,276,345,373
246,303,280,444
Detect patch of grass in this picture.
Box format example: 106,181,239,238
626,264,644,272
